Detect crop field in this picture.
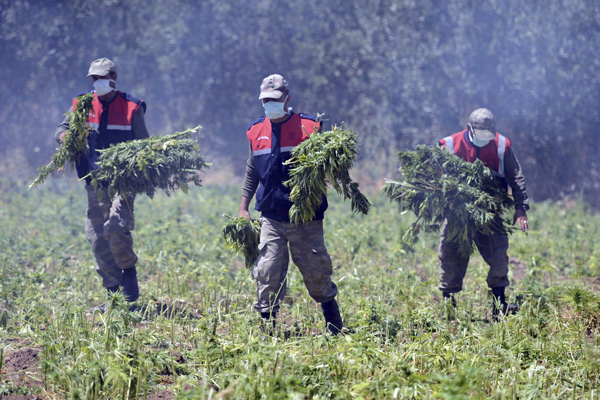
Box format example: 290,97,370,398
0,176,599,399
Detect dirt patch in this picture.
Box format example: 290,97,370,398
145,383,199,400
1,346,48,399
149,300,203,320
0,395,46,400
3,347,40,376
146,389,176,399
171,351,186,364
583,276,600,295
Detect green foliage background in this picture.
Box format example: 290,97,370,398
1,0,600,202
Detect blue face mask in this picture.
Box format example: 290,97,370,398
263,96,288,119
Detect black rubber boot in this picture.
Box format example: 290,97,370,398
491,287,518,320
260,312,276,338
108,284,120,294
95,284,120,313
321,299,343,335
443,292,457,308
122,267,139,303
491,287,507,317
440,292,458,321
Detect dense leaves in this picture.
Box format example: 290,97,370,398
221,215,261,269
29,92,94,188
87,127,208,200
284,125,370,224
382,145,514,257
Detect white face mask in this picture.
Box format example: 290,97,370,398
263,96,288,120
94,79,115,96
468,128,491,147
472,137,491,147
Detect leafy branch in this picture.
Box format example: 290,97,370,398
86,126,209,200
221,215,261,269
29,92,94,188
382,145,515,257
284,124,371,224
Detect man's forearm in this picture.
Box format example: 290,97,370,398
505,147,529,209
132,108,150,139
242,146,259,198
239,195,252,213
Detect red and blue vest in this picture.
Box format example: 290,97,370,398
439,129,510,178
246,112,327,222
73,90,145,178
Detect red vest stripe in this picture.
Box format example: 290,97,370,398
497,134,506,177
441,135,454,152
248,118,273,156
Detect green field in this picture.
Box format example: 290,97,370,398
1,177,599,399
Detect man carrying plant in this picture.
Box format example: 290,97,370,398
238,74,343,335
438,108,529,318
55,58,149,310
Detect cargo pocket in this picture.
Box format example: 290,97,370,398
311,245,333,276
84,210,94,243
252,242,268,280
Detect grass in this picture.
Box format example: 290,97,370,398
0,175,599,399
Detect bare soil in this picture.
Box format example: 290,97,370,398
1,340,48,400
146,389,175,400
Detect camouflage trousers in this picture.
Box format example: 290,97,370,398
85,185,137,288
253,217,338,314
438,219,510,293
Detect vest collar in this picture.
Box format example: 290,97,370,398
97,90,120,105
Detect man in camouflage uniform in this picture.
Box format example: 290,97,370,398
55,58,149,309
239,74,343,335
438,108,530,318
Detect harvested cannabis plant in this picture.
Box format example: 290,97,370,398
382,145,514,257
221,215,261,269
29,92,95,188
87,126,208,200
284,125,371,224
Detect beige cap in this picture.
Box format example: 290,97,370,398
86,58,117,78
469,108,496,140
259,74,288,100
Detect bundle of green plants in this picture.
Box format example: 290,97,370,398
382,145,514,257
284,125,371,224
29,92,94,188
86,126,208,200
221,215,261,269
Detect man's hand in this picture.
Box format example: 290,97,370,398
512,208,529,232
239,209,252,220
58,131,67,144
